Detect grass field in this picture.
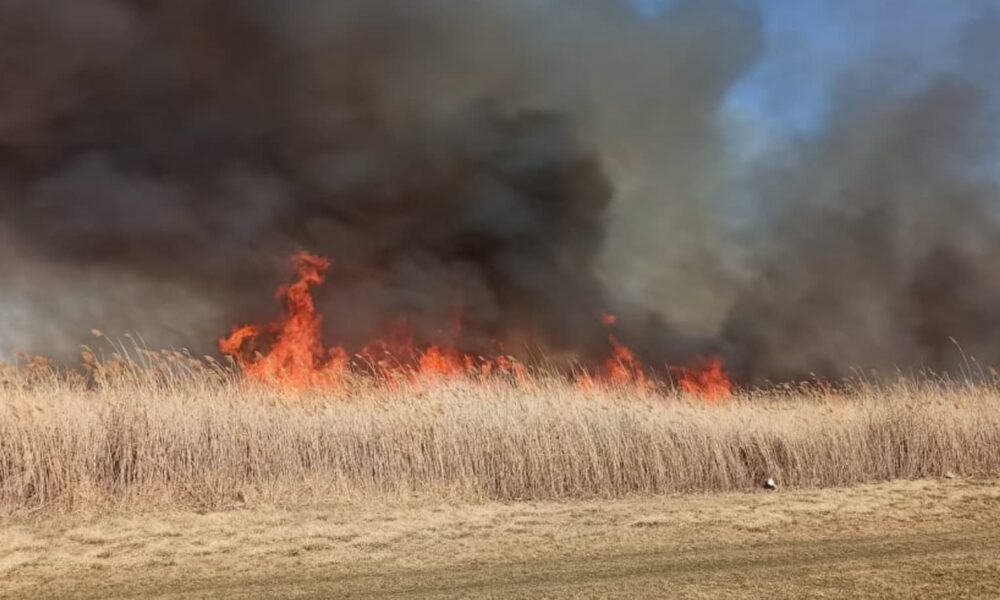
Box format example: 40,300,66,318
3,478,999,599
3,351,1000,513
3,352,1000,597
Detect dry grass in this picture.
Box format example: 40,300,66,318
2,349,1000,514
4,479,1000,599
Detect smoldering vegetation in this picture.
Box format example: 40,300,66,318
1,0,999,382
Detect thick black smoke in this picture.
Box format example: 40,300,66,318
0,0,618,360
1,0,999,382
0,0,757,365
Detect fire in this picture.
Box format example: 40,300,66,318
220,253,734,398
605,335,647,386
575,313,646,391
418,345,465,377
675,357,733,401
220,252,348,387
220,252,524,388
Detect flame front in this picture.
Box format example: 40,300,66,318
675,357,733,401
220,252,525,388
606,334,647,387
221,253,733,398
220,252,348,388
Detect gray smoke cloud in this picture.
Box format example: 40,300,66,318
0,0,757,367
1,0,998,383
721,7,1000,383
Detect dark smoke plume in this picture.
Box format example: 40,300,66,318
0,0,758,365
723,77,1000,382
721,6,1000,383
1,0,999,383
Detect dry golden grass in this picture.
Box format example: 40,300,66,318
2,348,1000,514
4,479,1000,599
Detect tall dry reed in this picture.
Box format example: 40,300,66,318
2,350,1000,514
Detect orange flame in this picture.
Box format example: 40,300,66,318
675,357,733,401
220,253,527,388
220,252,348,388
220,255,735,397
418,345,464,377
606,334,647,386
576,312,650,391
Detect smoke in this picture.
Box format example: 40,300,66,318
1,0,999,382
0,0,757,364
721,7,1000,382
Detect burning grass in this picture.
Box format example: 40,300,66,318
218,252,733,398
1,254,998,515
2,348,1000,515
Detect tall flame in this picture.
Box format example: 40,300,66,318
220,252,525,388
220,252,348,387
606,334,647,387
220,253,734,398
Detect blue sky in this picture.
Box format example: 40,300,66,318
632,0,992,136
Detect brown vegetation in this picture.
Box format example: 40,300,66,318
2,349,1000,515
4,479,1000,599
